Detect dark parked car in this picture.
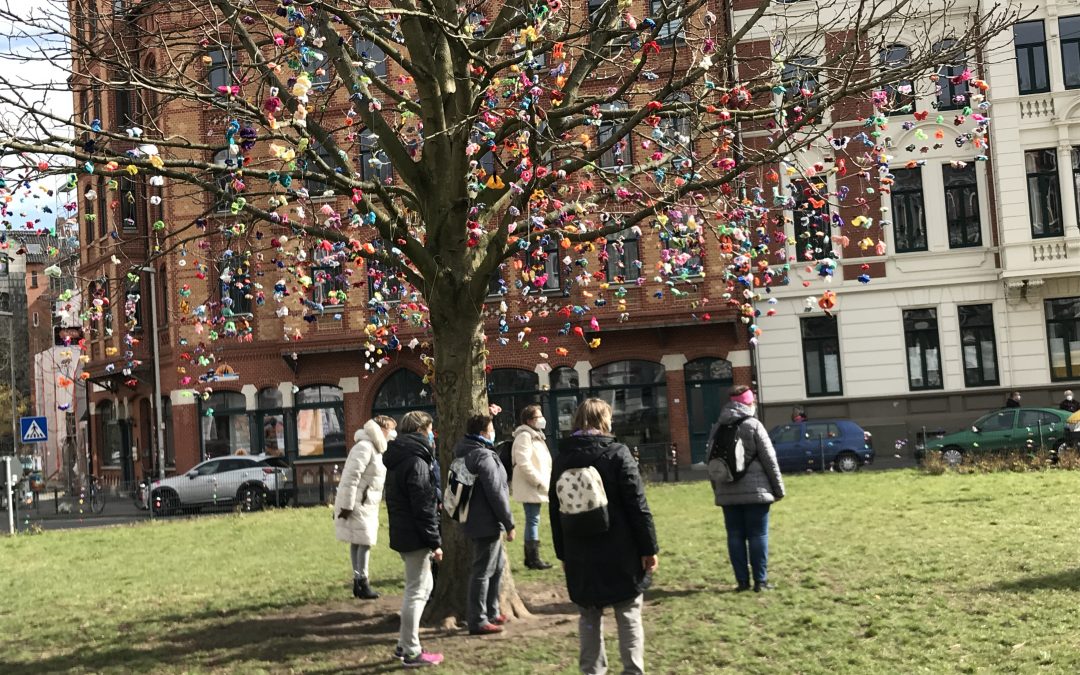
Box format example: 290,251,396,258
768,419,874,473
916,407,1069,465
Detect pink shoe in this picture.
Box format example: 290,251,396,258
402,651,443,668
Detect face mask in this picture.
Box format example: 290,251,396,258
535,417,547,430
747,405,757,417
1068,396,1074,402
388,429,398,440
427,430,435,445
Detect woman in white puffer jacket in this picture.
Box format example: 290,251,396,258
511,404,554,570
334,415,396,599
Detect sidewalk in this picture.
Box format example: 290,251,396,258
22,492,148,521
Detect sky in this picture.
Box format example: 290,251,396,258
0,0,73,233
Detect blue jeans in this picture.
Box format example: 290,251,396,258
721,504,770,586
523,502,541,542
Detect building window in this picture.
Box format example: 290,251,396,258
790,180,833,261
597,101,631,172
525,242,561,293
1026,149,1063,238
311,246,346,308
487,369,541,441
32,312,38,328
295,385,346,457
1070,148,1080,228
943,163,981,248
959,304,999,387
161,396,175,467
605,230,641,282
119,176,139,233
801,316,842,396
354,35,388,79
30,271,38,288
890,168,927,253
589,361,669,447
367,254,406,304
650,0,685,45
547,367,581,444
903,309,942,391
782,56,818,106
933,40,967,111
359,131,392,183
1045,298,1080,381
372,369,433,421
1015,21,1050,95
207,48,235,95
255,387,286,457
96,176,107,239
1062,17,1080,90
659,93,692,174
213,148,237,213
880,44,914,111
219,255,252,315
99,400,121,466
125,279,142,332
199,391,250,459
304,144,336,198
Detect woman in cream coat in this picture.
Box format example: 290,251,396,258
511,404,553,570
335,415,396,599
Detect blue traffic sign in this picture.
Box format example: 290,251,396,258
19,416,47,444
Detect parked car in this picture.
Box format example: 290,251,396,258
150,454,294,516
768,419,874,473
917,407,1070,465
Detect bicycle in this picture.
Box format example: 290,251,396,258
86,475,106,514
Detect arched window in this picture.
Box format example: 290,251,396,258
685,357,733,382
589,361,668,446
488,369,541,441
98,400,121,466
199,391,249,458
296,385,345,457
548,367,581,445
933,40,967,111
372,369,436,424
256,387,286,456
551,367,580,391
880,44,913,111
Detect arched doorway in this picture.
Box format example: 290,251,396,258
371,369,436,424
685,357,734,463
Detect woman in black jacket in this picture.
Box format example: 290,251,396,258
550,398,658,675
382,411,443,668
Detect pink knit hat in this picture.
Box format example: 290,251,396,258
731,388,755,405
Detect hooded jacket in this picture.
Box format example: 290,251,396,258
382,432,441,553
511,424,552,504
708,402,786,507
454,434,515,540
334,419,388,546
549,433,658,608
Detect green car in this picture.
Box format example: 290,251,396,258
922,407,1070,465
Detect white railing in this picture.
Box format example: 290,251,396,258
1032,240,1068,263
1019,97,1056,119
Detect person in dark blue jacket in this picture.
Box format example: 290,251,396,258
383,411,444,668
453,414,515,635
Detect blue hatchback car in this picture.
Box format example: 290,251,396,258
767,419,874,473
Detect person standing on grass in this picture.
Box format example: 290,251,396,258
334,415,397,600
512,404,554,570
383,411,443,668
550,398,658,675
710,386,785,593
454,414,516,635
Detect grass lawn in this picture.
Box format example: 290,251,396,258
2,469,1080,674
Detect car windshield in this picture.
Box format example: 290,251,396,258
973,410,1014,432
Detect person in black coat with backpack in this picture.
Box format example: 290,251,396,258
382,411,444,668
550,398,658,675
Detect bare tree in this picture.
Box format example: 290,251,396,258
0,0,1017,621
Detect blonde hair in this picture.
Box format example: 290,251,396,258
373,415,396,430
399,410,433,434
573,398,612,434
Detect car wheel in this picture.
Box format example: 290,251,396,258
153,490,179,517
941,446,963,466
238,485,265,512
835,452,860,473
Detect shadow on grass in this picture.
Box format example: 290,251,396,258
0,605,406,674
989,568,1080,593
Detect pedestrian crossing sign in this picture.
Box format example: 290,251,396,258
20,416,48,443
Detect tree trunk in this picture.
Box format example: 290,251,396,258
422,293,531,627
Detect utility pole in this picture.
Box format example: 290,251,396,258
141,267,166,480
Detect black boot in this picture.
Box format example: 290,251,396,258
356,577,380,600
525,541,553,570
352,577,362,598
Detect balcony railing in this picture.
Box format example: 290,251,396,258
1032,240,1068,263
1019,96,1055,120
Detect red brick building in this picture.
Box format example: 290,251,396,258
71,0,750,491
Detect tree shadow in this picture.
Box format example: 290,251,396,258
646,586,709,602
987,568,1080,593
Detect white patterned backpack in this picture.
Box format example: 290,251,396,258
555,465,610,536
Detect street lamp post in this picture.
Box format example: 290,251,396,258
140,267,166,480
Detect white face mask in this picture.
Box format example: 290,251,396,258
1068,396,1074,401
747,405,757,417
387,429,398,440
534,417,547,430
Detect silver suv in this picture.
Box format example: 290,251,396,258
150,454,293,516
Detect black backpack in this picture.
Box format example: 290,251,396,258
707,416,756,483
496,439,515,478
